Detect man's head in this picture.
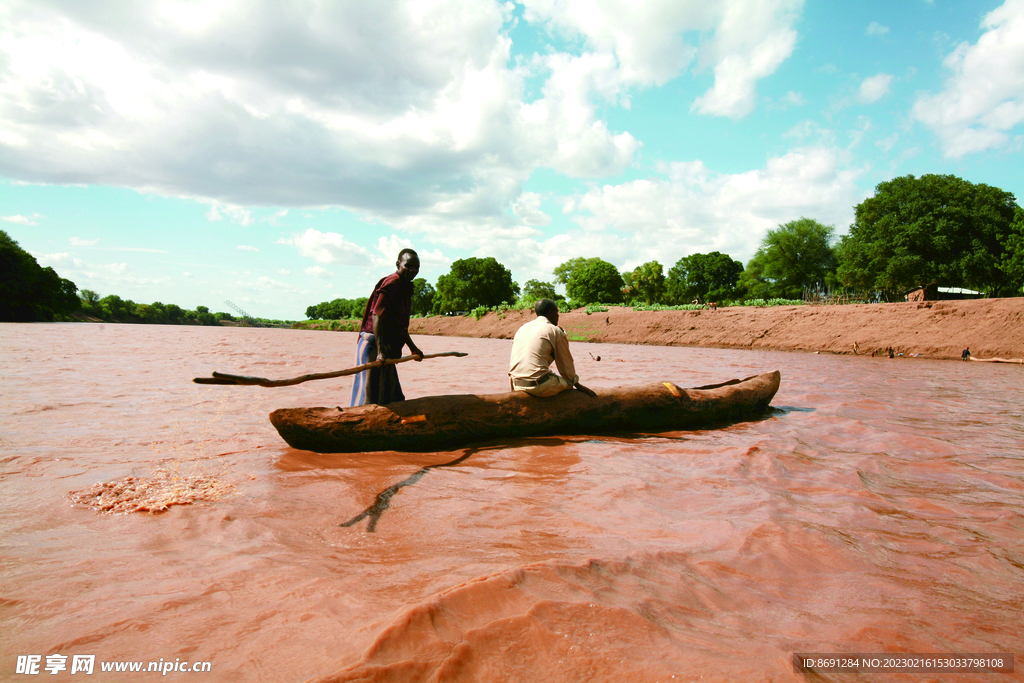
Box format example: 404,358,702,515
535,298,559,325
396,248,420,281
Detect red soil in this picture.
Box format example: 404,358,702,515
409,298,1024,361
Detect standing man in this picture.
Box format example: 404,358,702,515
350,249,424,406
508,299,596,398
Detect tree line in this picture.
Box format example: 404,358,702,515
306,174,1024,318
1,229,277,325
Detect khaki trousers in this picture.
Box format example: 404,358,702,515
510,373,572,397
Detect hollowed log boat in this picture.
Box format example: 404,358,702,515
269,370,781,454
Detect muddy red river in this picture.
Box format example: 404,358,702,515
2,324,1022,682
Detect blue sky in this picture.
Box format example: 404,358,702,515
2,0,1022,320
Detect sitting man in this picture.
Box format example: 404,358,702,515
508,299,597,398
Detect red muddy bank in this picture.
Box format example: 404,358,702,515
407,297,1024,361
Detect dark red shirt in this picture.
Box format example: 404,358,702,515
360,272,413,348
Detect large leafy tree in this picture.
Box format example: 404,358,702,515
521,279,559,302
0,230,79,321
1000,207,1024,295
666,252,743,304
742,218,837,299
566,258,623,305
629,261,666,304
553,257,604,285
411,278,435,316
433,257,519,312
836,174,1018,296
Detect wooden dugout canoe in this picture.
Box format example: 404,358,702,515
269,370,781,454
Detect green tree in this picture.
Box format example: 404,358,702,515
79,289,101,316
836,174,1018,296
99,294,129,320
0,230,80,321
520,279,559,303
553,257,604,285
629,261,666,304
134,303,159,323
412,278,435,316
305,305,321,320
566,258,623,305
666,252,743,304
742,218,837,299
1000,207,1024,295
433,257,519,313
194,305,218,325
165,303,184,324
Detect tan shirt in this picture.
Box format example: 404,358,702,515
508,316,578,385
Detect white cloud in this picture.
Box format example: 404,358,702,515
33,251,171,291
866,22,890,36
279,228,373,265
206,204,254,226
783,91,806,106
236,244,259,252
2,213,43,225
511,192,551,226
524,0,803,120
0,0,809,239
689,0,803,118
69,236,99,246
304,266,329,278
858,73,894,103
428,144,864,289
0,0,636,227
563,145,862,264
912,0,1024,157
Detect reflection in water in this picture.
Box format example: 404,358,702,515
340,448,479,531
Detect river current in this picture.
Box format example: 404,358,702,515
1,323,1022,682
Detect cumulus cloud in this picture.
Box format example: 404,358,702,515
912,0,1024,157
2,213,43,225
206,204,254,226
0,0,807,240
572,147,859,263
866,22,890,36
304,266,329,278
374,234,450,271
450,145,863,288
33,251,170,290
858,73,894,103
0,0,638,228
524,0,803,121
278,228,373,265
690,1,802,118
511,192,552,226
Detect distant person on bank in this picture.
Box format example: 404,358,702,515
508,299,597,398
351,249,424,406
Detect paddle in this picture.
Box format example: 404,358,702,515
193,351,468,387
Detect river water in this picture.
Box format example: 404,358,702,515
1,323,1021,682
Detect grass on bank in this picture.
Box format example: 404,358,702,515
292,298,806,330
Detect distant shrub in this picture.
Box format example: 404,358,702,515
632,303,704,311
742,298,803,307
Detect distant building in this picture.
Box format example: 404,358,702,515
904,284,984,301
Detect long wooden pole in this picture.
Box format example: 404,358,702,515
193,352,468,387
